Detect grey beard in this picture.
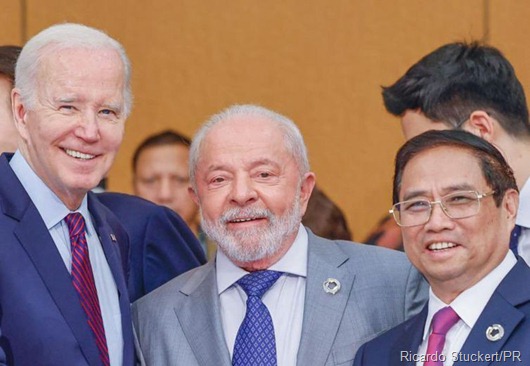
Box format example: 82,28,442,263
200,199,302,264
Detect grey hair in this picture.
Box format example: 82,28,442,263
189,104,310,188
15,23,133,117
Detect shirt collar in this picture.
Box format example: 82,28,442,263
422,251,517,340
216,224,308,295
516,179,530,228
10,151,90,232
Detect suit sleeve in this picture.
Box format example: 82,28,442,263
143,205,207,294
404,264,429,320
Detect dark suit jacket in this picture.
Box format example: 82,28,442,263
354,258,530,366
97,192,207,302
0,154,134,365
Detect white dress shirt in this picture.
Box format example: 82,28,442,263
10,151,123,366
217,224,308,366
516,179,530,264
416,251,516,366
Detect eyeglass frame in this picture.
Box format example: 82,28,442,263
389,190,496,227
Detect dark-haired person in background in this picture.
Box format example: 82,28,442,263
0,45,21,153
371,42,530,261
354,130,530,365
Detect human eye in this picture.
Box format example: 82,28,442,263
444,192,475,206
401,199,430,212
99,108,119,119
59,105,76,113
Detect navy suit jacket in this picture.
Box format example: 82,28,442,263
354,258,530,366
97,192,207,302
0,154,134,366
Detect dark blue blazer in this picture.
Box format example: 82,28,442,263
353,258,530,366
0,154,134,366
97,192,207,302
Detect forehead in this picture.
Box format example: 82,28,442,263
37,46,125,94
400,146,486,196
198,115,291,167
138,144,189,166
401,110,451,140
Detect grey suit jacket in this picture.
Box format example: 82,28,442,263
132,228,428,366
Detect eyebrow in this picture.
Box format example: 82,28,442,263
205,158,280,174
402,183,477,201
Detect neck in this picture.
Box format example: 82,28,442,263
497,135,530,189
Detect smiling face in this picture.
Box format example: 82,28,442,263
399,146,517,302
191,114,315,270
12,46,126,210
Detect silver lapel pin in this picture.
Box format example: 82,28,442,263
110,233,117,242
323,278,341,295
486,324,504,341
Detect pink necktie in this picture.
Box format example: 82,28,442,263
424,306,460,366
65,213,110,366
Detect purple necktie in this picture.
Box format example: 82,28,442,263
424,307,460,366
65,213,110,366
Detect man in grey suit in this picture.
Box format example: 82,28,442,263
132,104,428,365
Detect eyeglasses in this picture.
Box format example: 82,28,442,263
389,190,496,227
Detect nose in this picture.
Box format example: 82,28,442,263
75,111,100,142
423,202,454,231
156,178,173,203
229,175,258,206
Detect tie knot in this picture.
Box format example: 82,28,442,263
431,306,460,336
65,212,86,238
237,270,283,298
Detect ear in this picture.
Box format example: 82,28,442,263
463,110,495,143
11,88,30,141
502,188,519,226
188,185,200,205
298,172,316,216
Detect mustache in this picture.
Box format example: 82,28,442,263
220,207,273,224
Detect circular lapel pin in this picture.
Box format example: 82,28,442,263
323,278,341,295
486,324,504,341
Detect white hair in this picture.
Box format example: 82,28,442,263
189,104,310,188
15,23,133,117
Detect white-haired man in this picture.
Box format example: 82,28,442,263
133,104,428,366
0,23,134,365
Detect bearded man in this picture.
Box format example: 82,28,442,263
132,104,428,366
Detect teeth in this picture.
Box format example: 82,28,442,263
231,218,255,223
65,149,95,160
428,242,457,251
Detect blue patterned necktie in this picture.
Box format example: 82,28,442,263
232,270,283,366
510,225,522,256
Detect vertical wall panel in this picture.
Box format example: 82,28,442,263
0,0,23,45
24,0,484,239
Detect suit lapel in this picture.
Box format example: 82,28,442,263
7,182,100,365
296,232,355,366
88,195,135,365
175,261,232,366
454,260,530,366
389,307,427,366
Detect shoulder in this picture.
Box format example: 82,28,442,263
133,262,213,310
308,230,413,272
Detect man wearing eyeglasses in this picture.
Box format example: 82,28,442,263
354,129,530,365
381,42,530,263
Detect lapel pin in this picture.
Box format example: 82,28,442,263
110,233,117,242
486,324,504,341
323,278,341,295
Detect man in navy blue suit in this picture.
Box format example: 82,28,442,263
354,130,530,365
0,23,137,365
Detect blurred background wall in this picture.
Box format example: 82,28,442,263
1,0,527,240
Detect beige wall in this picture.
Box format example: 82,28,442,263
1,0,526,240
